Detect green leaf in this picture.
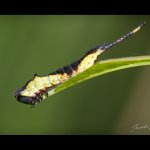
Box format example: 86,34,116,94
48,56,150,97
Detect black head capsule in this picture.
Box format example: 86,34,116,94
15,85,36,105
16,95,35,105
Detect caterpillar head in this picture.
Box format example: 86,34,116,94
15,86,36,105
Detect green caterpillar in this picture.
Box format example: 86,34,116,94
15,22,146,105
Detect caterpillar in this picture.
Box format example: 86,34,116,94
15,22,146,106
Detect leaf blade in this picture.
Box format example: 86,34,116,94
48,56,150,97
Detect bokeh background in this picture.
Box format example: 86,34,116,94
0,15,150,135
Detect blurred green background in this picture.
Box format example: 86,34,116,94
0,15,150,135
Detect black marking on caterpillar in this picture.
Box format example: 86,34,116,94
14,22,146,106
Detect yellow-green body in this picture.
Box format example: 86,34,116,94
20,49,103,98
